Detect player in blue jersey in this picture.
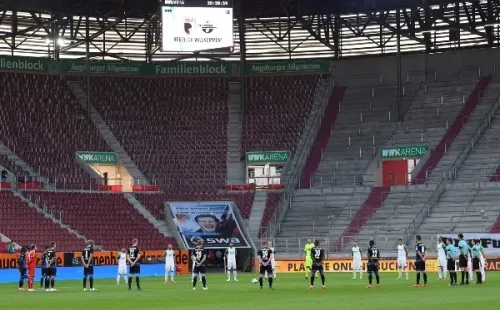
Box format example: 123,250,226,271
413,235,427,287
445,238,458,286
18,246,28,291
471,239,483,284
40,246,48,289
457,233,469,285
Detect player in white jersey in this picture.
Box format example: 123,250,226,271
270,243,277,279
351,241,363,279
437,237,447,280
164,244,176,284
396,238,409,280
467,240,474,281
225,242,238,281
116,248,128,285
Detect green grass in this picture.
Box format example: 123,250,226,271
1,272,499,309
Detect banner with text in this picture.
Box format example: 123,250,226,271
168,202,250,249
245,60,330,74
0,55,51,72
246,151,291,164
77,151,117,164
381,145,429,159
440,233,500,255
0,250,189,273
270,259,438,273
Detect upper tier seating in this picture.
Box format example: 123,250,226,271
0,73,110,189
135,191,255,220
29,192,175,250
85,76,228,191
0,191,82,252
242,75,319,155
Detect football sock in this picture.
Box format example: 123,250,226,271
233,271,237,279
465,272,469,283
28,278,33,289
128,276,132,289
171,273,175,281
461,271,465,284
50,278,55,289
398,269,402,277
443,270,448,280
89,276,94,289
450,273,454,285
321,274,325,285
117,275,121,284
135,276,140,289
310,275,314,286
405,268,408,278
193,277,197,288
268,277,273,288
40,276,44,288
453,272,458,284
423,273,427,284
83,277,87,288
45,278,49,289
201,276,206,288
368,274,373,285
259,277,263,288
353,270,356,278
19,279,23,288
438,268,443,279
416,273,421,285
476,272,482,283
227,271,231,279
375,272,380,285
481,269,485,281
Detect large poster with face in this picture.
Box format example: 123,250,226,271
167,202,250,249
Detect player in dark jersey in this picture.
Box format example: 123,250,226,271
40,246,48,289
413,235,427,287
366,240,380,288
258,241,273,289
127,238,142,291
82,240,96,291
191,239,208,290
45,241,57,291
18,246,28,291
308,240,326,289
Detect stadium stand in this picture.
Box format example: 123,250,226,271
259,191,283,237
84,76,229,191
29,192,175,250
0,191,82,252
0,73,110,189
242,75,320,155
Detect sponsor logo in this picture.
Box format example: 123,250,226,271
200,21,216,34
184,18,195,34
205,238,241,244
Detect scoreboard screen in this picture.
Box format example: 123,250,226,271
161,0,234,52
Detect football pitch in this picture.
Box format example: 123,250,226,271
1,272,499,310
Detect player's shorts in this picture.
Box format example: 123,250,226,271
28,267,35,277
84,266,94,276
41,267,47,276
472,258,480,270
415,261,426,272
397,257,407,268
353,258,362,269
193,265,206,274
438,257,447,268
19,267,27,279
311,263,324,273
367,263,378,273
259,265,272,275
305,258,312,268
46,267,57,277
118,265,127,275
165,263,175,272
447,259,456,272
130,264,141,275
459,255,468,268
227,260,237,270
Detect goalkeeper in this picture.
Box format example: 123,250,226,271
304,239,315,279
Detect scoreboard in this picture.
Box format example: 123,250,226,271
161,0,234,52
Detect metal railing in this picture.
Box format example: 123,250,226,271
447,95,500,180
261,75,336,239
401,178,447,245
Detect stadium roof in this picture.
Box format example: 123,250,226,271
2,0,460,18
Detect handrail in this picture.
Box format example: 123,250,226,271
262,75,335,239
447,94,500,180
402,177,446,245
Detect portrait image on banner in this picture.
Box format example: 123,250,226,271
168,202,250,249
